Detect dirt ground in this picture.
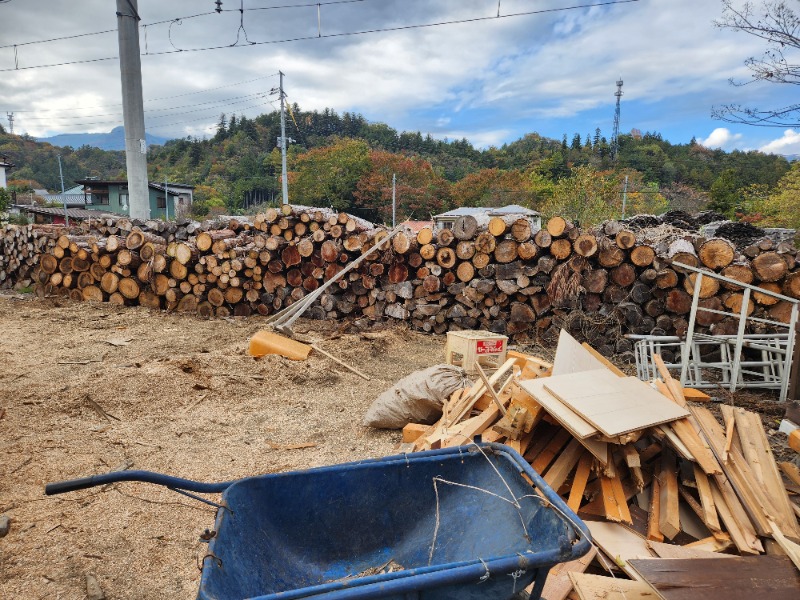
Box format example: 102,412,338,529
1,294,796,600
0,294,443,600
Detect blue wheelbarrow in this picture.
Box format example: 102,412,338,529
46,443,591,600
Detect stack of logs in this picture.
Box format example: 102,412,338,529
2,206,799,351
0,224,61,288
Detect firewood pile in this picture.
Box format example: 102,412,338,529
1,206,799,352
402,330,800,596
0,224,61,288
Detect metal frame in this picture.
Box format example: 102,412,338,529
670,262,799,402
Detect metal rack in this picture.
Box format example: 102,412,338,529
632,262,799,402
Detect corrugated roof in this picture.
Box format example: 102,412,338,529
434,204,540,218
41,193,88,205
76,179,194,190
18,205,118,219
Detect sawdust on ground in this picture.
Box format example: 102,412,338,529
0,295,794,599
0,294,443,600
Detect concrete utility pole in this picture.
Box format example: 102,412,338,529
57,155,68,226
279,71,289,206
116,0,150,219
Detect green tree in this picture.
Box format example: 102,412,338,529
708,168,741,216
0,187,10,212
290,137,370,210
541,166,622,225
750,162,800,227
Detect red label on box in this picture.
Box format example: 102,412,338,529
476,340,503,354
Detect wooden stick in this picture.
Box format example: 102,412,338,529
267,228,400,328
722,417,735,463
311,344,370,380
475,363,507,416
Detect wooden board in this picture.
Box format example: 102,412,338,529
587,521,655,580
646,540,734,560
628,556,800,600
519,378,599,439
544,371,689,437
536,546,598,600
552,329,613,377
570,572,658,600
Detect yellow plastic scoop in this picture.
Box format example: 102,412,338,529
249,330,312,361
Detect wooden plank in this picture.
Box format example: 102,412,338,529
519,378,598,439
658,447,681,540
532,428,572,474
545,372,689,437
401,423,428,443
768,520,800,571
544,438,585,490
646,540,734,560
648,478,664,542
567,453,593,513
709,480,763,554
653,353,687,408
628,556,800,600
586,521,655,580
779,461,800,486
682,387,711,401
570,573,656,600
552,329,614,377
732,407,800,538
610,470,633,526
691,406,784,537
536,546,598,600
580,342,627,376
667,419,721,476
692,466,722,534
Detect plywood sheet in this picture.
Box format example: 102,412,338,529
628,556,800,600
519,378,598,439
552,329,612,377
518,378,608,464
545,372,689,437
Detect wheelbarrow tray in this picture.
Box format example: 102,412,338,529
198,444,591,600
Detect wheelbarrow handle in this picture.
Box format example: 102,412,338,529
45,470,235,496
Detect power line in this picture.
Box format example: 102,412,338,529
0,0,379,50
1,73,278,113
0,0,642,73
16,91,270,121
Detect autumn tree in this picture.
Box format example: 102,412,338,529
353,151,450,223
450,168,538,207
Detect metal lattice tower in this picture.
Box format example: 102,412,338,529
611,79,623,161
6,112,14,135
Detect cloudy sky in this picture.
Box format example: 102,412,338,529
1,0,798,154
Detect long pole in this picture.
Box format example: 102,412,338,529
116,0,150,219
57,155,68,226
622,175,628,219
279,71,289,206
164,177,168,220
392,173,396,228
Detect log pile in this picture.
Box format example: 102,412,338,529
0,224,60,289
401,330,800,597
2,207,799,351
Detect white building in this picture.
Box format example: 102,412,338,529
0,155,13,189
433,204,542,231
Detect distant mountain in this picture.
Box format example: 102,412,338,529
37,126,170,151
782,154,800,162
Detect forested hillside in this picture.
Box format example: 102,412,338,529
0,107,795,227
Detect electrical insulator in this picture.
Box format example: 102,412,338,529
215,0,223,13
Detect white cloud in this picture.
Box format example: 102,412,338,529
699,128,743,150
760,129,800,155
